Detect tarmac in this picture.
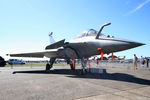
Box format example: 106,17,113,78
0,63,150,100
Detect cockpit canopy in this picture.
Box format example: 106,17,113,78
77,29,97,38
76,23,114,38
77,29,106,38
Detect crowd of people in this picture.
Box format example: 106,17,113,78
133,54,149,70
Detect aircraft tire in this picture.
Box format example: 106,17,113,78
0,56,6,67
81,69,87,75
46,63,51,71
70,64,75,70
0,61,6,67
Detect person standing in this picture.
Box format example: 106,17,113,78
145,57,149,68
140,56,145,67
133,54,138,70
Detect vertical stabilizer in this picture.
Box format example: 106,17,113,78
49,32,55,44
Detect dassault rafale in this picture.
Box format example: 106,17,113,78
8,23,144,74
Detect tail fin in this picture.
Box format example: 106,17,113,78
49,32,55,44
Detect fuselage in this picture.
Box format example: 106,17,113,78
9,27,144,60
9,23,145,63
64,35,144,59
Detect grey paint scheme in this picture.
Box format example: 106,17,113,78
9,36,144,59
9,24,144,59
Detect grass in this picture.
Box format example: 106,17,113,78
5,63,69,67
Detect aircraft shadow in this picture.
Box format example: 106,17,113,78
13,69,80,75
13,69,150,85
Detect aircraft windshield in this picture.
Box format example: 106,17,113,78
77,29,97,38
76,29,108,38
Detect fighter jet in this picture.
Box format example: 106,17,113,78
8,23,144,74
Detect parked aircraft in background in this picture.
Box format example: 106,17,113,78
7,59,26,65
8,23,144,74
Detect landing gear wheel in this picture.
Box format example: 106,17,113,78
81,69,87,75
70,64,75,71
46,63,51,71
46,58,56,71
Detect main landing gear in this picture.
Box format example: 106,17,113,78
81,57,87,75
46,58,56,71
69,58,88,75
70,59,75,71
46,57,88,75
69,58,87,74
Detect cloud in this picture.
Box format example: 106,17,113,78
127,0,150,15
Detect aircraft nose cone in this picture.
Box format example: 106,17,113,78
119,40,145,52
128,41,145,48
108,39,145,52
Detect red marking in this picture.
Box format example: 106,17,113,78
112,53,114,61
97,48,105,60
88,60,91,68
97,48,102,52
101,52,104,60
72,60,75,68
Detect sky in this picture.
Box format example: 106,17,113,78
0,0,150,60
